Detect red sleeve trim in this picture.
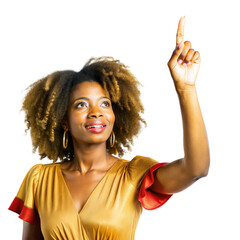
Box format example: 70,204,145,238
138,163,172,210
8,197,40,224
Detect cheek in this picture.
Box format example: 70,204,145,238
108,110,115,125
68,112,85,130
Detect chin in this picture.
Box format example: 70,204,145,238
76,136,109,146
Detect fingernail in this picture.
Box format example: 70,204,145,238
178,59,183,64
183,62,187,66
181,16,186,21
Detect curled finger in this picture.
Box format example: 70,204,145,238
184,49,195,64
192,51,201,63
177,41,192,63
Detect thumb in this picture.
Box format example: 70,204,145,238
168,41,184,69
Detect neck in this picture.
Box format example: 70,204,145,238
70,141,111,174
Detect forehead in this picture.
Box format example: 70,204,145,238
70,81,109,100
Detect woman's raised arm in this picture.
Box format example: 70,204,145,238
150,17,210,194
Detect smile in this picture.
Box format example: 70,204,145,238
86,124,106,133
85,119,107,133
86,125,105,129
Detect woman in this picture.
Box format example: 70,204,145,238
9,17,210,239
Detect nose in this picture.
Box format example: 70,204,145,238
88,106,103,118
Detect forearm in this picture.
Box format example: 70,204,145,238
177,87,210,178
151,17,210,194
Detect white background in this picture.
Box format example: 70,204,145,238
1,0,240,239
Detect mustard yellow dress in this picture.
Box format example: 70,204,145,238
9,156,172,240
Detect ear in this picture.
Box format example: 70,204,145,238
61,118,69,131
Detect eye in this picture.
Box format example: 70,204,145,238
101,101,111,108
75,101,88,109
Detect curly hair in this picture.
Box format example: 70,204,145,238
22,56,146,162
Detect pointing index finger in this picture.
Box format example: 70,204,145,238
176,17,185,46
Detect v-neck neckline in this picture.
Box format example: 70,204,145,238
58,159,121,215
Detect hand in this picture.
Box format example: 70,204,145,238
168,17,201,93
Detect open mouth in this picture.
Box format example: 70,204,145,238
85,123,107,133
86,125,106,129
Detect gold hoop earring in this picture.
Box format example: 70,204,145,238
63,129,68,149
110,131,115,148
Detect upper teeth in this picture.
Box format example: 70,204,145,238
86,125,104,129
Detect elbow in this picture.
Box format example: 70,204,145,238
185,158,210,181
184,154,210,181
192,169,208,181
192,163,210,181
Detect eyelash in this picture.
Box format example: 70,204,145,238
101,101,111,107
75,101,111,109
75,101,88,109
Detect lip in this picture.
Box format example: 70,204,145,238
85,120,107,133
85,120,106,128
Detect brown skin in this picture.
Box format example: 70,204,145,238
60,81,118,213
151,17,209,194
22,221,44,240
22,17,210,239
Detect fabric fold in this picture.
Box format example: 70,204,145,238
8,197,40,224
138,163,173,210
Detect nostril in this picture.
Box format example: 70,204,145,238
88,112,103,118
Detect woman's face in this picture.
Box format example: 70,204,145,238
66,81,115,146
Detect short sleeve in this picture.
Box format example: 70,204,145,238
128,156,159,189
8,164,42,224
138,163,172,210
127,156,172,210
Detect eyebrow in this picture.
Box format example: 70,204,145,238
72,96,110,104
